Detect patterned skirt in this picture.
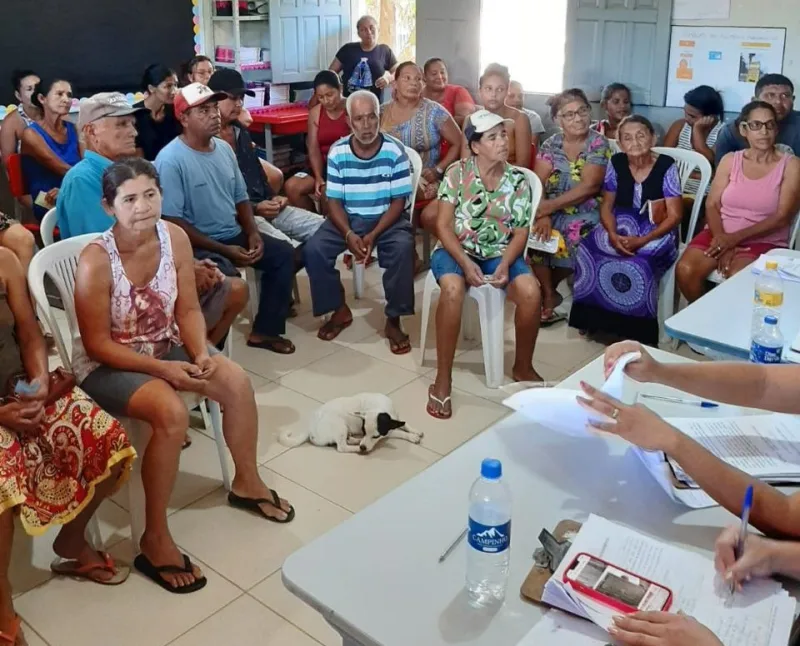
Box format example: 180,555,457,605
0,212,17,232
0,386,136,536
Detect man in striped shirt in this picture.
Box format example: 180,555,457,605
304,90,415,354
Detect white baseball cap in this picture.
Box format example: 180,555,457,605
174,82,227,118
464,109,514,139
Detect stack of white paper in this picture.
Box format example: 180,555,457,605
529,515,796,646
632,414,800,509
750,254,800,282
268,84,290,105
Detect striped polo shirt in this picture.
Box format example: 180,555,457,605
325,133,413,220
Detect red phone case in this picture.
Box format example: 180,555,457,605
562,552,673,614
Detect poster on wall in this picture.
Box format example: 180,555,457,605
673,0,730,21
666,26,786,112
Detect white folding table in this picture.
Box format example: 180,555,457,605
282,349,786,646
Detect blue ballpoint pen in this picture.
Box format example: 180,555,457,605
731,485,754,595
640,394,719,408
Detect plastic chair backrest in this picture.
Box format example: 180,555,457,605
6,153,25,198
404,146,423,216
790,209,800,250
40,208,58,246
518,166,544,253
27,233,100,370
608,139,621,154
651,147,712,241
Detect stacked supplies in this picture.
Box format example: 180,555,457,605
750,254,800,283
268,84,290,106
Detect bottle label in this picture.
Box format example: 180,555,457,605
468,518,511,553
754,289,784,307
750,342,782,364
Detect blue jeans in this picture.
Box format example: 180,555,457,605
430,248,531,288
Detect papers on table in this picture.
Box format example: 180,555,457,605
750,254,800,282
502,352,640,436
632,414,800,509
517,611,608,645
526,515,796,646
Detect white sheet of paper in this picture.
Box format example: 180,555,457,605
673,0,730,20
517,611,608,645
503,352,641,437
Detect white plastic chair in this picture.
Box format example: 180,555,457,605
28,234,232,547
353,146,423,299
40,207,58,246
649,147,713,341
418,168,544,388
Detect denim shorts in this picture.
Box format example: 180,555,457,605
430,248,531,288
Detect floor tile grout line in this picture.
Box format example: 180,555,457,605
246,590,327,646
162,591,248,646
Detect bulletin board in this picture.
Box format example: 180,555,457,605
0,0,202,110
666,26,787,112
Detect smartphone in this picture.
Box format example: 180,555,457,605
563,553,672,614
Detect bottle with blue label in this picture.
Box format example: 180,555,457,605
752,260,784,334
750,315,784,364
467,458,511,607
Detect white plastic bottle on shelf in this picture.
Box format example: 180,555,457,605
750,315,784,364
466,458,511,608
752,260,784,334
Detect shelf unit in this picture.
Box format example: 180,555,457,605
208,2,271,82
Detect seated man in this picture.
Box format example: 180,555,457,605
304,90,414,354
155,83,296,354
506,79,546,148
57,92,247,348
209,68,323,247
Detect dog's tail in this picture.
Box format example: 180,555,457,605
279,427,311,448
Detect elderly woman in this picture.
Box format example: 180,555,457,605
421,57,476,128
0,248,135,644
329,15,397,99
531,88,610,324
74,158,295,594
427,110,542,419
284,70,350,213
134,64,181,161
677,101,800,302
569,116,683,345
20,77,81,221
592,83,632,142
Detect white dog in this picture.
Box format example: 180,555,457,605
280,393,423,454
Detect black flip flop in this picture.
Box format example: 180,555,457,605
246,337,296,354
133,553,207,594
228,489,296,523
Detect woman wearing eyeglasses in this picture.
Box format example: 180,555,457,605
677,101,800,302
531,88,610,324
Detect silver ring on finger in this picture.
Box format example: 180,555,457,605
611,407,620,420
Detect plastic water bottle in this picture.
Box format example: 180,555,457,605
752,261,784,334
750,315,784,364
466,458,511,607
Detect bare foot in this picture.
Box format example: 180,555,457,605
512,365,543,383
139,532,203,590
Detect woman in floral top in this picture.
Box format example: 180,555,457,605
427,110,542,419
532,88,611,324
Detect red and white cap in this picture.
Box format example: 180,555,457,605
173,83,227,119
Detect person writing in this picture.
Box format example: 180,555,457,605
328,15,397,99
579,340,800,539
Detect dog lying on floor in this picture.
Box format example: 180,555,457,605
279,393,423,453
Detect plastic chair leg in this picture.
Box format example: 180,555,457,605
353,263,365,300
418,272,438,365
86,516,103,550
245,267,260,323
470,286,506,389
292,276,301,304
658,262,677,347
208,400,232,491
120,417,152,549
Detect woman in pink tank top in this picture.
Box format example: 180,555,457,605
284,70,350,214
73,159,296,595
678,101,800,302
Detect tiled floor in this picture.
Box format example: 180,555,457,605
11,258,695,645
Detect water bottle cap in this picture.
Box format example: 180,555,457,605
481,458,502,480
765,315,778,325
765,261,779,271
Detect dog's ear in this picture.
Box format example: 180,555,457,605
377,412,405,435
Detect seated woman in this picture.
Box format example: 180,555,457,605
427,110,542,420
592,83,632,142
421,57,476,128
20,77,81,221
0,247,135,644
531,88,610,324
380,61,462,202
284,71,350,214
570,116,683,346
677,101,800,303
73,158,294,594
134,64,181,161
0,70,41,168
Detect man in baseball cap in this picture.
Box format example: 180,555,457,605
58,92,146,238
172,82,227,120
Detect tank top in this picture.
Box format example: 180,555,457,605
17,104,35,127
22,121,81,219
677,120,722,196
318,107,350,161
720,150,791,247
71,220,183,382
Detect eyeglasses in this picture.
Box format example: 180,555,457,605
559,106,591,121
745,120,777,132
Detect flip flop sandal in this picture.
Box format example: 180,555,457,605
426,385,452,420
228,489,296,523
540,310,567,327
51,551,130,585
388,335,412,356
133,553,207,594
0,616,20,645
317,318,352,341
246,337,296,354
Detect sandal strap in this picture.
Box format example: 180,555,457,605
427,389,452,407
0,616,20,643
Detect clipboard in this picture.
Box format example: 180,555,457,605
520,519,582,606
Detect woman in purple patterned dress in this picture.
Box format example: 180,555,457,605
569,116,683,345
